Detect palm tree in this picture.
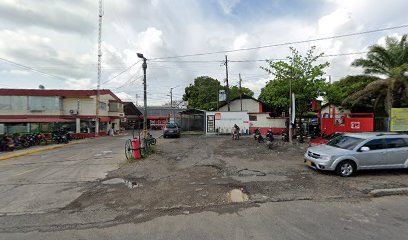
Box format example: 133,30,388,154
343,35,408,116
352,34,408,76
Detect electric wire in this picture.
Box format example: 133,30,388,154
148,24,408,60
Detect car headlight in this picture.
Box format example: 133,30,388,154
320,155,332,161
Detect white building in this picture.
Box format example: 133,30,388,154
0,89,124,134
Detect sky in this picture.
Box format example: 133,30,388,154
0,0,407,105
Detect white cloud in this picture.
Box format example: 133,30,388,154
1,0,408,103
64,78,91,90
219,0,240,14
115,92,134,102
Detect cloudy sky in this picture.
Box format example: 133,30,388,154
0,0,407,105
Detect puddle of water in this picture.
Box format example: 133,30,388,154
102,178,142,189
227,188,249,203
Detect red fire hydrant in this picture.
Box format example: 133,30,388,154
131,138,141,159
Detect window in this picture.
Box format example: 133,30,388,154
0,96,27,110
109,102,119,112
384,138,408,148
362,139,386,150
29,96,60,111
327,135,365,150
99,102,107,110
249,115,257,121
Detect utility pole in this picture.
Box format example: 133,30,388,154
289,54,294,144
239,73,243,111
137,53,147,139
170,87,173,120
135,94,139,106
95,0,103,137
224,55,230,111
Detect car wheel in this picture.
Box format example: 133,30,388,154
336,160,356,177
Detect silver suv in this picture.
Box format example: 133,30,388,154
304,133,408,177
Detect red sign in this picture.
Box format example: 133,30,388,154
215,113,221,120
351,122,360,129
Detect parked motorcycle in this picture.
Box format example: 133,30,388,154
35,133,48,145
232,127,239,140
254,128,264,143
266,129,274,149
146,132,156,145
53,131,69,144
281,129,289,142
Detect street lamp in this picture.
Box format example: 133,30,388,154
403,71,408,77
137,53,148,139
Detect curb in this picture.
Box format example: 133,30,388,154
369,187,408,197
0,140,84,161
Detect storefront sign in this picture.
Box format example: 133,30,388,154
350,122,360,129
390,108,408,131
215,112,221,120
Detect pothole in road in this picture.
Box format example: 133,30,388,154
237,168,266,176
227,188,249,203
102,178,142,189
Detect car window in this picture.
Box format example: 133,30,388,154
326,135,364,150
362,139,386,150
384,138,408,148
166,124,177,128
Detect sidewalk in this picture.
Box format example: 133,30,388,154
0,139,88,161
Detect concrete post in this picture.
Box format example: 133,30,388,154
76,118,80,133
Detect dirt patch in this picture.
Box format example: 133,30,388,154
65,135,408,222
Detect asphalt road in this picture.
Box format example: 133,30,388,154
1,196,408,240
0,135,129,215
1,132,408,240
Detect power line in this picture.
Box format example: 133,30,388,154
148,24,408,60
149,51,369,63
0,57,66,80
102,60,141,85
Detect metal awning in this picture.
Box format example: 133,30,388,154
99,117,111,122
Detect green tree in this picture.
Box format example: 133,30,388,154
183,76,255,110
326,75,380,109
343,65,408,115
182,76,224,110
229,85,254,100
259,46,329,117
352,35,408,76
344,35,408,116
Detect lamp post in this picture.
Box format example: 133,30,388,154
137,53,148,139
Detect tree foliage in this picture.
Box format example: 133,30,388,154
259,46,329,116
182,76,255,110
343,66,408,115
229,85,254,100
352,34,408,77
345,34,408,116
326,75,380,108
183,76,223,110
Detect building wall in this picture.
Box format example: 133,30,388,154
248,113,286,134
320,105,350,117
218,99,260,112
205,111,250,134
0,93,124,134
62,97,95,116
0,96,62,116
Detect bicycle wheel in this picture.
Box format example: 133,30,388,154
150,138,157,145
125,139,133,160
